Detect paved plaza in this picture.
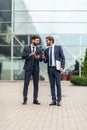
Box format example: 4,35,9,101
0,81,87,130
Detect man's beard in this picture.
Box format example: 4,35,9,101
47,44,50,46
34,42,37,46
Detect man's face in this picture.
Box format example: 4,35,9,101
33,38,39,46
46,39,51,46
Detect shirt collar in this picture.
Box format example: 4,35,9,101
31,44,34,48
49,44,55,48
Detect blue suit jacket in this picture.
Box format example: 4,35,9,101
22,45,42,71
44,45,65,69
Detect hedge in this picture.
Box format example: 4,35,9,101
70,76,87,86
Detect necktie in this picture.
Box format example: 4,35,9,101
49,47,52,66
33,47,34,52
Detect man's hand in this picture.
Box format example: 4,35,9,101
35,54,40,59
60,68,64,72
29,52,35,57
43,56,46,60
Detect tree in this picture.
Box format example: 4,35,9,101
83,48,87,77
72,60,83,75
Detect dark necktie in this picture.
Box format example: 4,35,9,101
32,47,35,64
49,47,52,66
33,47,34,52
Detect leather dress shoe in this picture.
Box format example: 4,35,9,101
49,102,56,106
56,102,61,106
33,101,41,105
22,101,27,105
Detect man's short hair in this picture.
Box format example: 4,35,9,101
31,35,40,40
46,36,54,43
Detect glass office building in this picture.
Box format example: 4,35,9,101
0,0,87,80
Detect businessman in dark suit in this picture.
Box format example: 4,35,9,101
22,35,42,105
44,36,65,106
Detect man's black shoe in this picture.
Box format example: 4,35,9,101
33,101,41,105
22,101,27,105
56,102,61,106
49,102,56,106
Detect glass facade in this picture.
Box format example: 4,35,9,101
0,0,87,80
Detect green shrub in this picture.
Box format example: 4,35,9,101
70,76,87,86
83,48,87,77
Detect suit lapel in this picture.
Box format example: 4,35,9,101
54,45,56,57
28,45,31,53
36,46,38,52
47,48,49,57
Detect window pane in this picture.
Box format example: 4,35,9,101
13,59,24,80
63,46,86,59
13,35,28,45
13,59,46,81
64,58,83,76
0,46,11,57
13,46,24,57
0,59,11,80
0,35,11,45
14,11,87,23
14,0,82,10
0,0,11,33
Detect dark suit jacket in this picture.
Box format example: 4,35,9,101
22,45,42,72
44,45,65,69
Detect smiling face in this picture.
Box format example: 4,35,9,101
34,38,40,46
31,35,40,46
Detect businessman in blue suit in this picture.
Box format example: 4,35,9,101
44,36,65,106
22,35,42,105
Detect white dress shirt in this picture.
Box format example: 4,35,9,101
31,44,36,52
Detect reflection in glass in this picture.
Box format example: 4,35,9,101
13,59,24,80
13,35,28,45
13,59,46,81
0,59,11,80
0,0,11,46
63,46,85,59
62,58,83,80
0,35,11,45
0,46,11,57
13,46,24,57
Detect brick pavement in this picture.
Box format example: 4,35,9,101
0,81,87,130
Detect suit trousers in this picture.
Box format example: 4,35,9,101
48,66,61,103
23,68,39,102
